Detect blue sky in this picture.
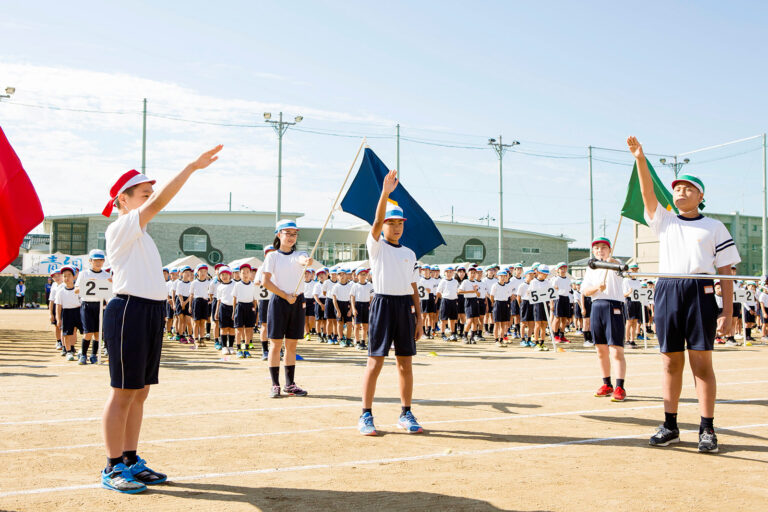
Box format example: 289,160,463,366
2,1,767,257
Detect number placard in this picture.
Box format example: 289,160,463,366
630,288,641,302
418,285,427,299
734,288,748,304
530,287,557,304
638,288,654,306
82,279,112,302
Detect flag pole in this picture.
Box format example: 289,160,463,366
602,216,623,285
291,138,367,295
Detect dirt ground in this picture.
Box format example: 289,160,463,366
0,309,766,512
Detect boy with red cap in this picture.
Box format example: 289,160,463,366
100,145,222,493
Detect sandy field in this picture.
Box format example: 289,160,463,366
0,309,766,511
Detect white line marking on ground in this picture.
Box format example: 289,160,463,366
1,421,765,498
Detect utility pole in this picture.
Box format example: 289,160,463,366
659,155,689,178
264,111,303,224
588,145,594,241
601,218,608,237
763,133,767,274
488,136,520,265
141,98,147,175
396,123,400,179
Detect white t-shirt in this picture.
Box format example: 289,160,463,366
553,276,572,297
332,281,353,302
313,281,327,299
517,281,531,301
529,278,553,302
459,279,478,298
322,279,337,299
417,277,432,300
623,278,643,301
303,280,315,297
105,209,166,301
216,281,236,306
645,203,741,274
190,279,210,300
166,279,177,298
208,278,219,299
351,282,374,303
759,291,768,308
49,281,61,302
366,232,418,296
715,294,723,308
508,276,523,297
429,277,441,296
175,280,192,298
582,265,624,302
437,278,459,300
57,286,81,309
261,250,309,296
233,280,256,303
490,282,513,301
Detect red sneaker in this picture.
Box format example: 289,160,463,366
560,335,571,343
611,386,626,402
594,384,614,397
715,337,725,344
554,335,563,342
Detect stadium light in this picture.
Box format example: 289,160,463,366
488,136,520,265
265,112,304,224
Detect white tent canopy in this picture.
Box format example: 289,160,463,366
1,265,21,277
164,255,206,270
228,256,264,270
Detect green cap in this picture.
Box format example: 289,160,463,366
672,174,706,209
591,236,611,248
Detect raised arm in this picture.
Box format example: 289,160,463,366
627,136,658,220
370,169,399,241
139,145,223,229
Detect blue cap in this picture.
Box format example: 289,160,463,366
524,269,535,275
421,265,430,270
537,264,550,274
475,266,483,272
180,265,192,272
555,262,567,270
457,265,466,271
170,268,178,273
445,266,455,271
162,267,169,272
275,219,298,233
89,249,106,260
264,245,276,255
195,264,208,272
497,270,508,276
513,263,523,269
384,205,407,221
232,266,241,272
330,268,339,274
430,265,439,271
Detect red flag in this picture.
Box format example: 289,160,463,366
0,126,44,269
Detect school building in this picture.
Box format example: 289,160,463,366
41,210,573,267
634,211,765,275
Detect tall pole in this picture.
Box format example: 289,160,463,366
588,145,594,242
396,123,400,179
498,135,504,265
141,98,147,175
763,133,767,274
277,112,283,224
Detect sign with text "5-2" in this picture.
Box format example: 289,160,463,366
530,287,556,304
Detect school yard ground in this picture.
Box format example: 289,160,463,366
1,309,766,511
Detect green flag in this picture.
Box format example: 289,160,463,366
621,158,677,226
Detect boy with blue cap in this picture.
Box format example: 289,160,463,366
74,249,111,364
359,170,423,436
628,136,740,453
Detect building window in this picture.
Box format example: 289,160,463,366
465,244,483,260
97,232,106,250
521,247,540,254
52,221,88,254
312,241,368,266
245,243,263,251
183,234,208,252
753,244,760,252
753,225,759,232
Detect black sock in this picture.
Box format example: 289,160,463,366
81,339,90,355
262,341,269,352
69,346,76,353
700,416,714,433
92,340,99,355
746,327,752,338
602,377,612,387
362,408,372,415
664,412,678,431
122,450,138,466
206,323,211,334
285,365,296,386
400,405,411,417
616,378,625,389
106,456,123,472
269,366,280,386
229,335,235,348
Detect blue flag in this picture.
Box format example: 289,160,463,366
340,148,446,259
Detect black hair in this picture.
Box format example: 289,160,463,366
273,235,281,250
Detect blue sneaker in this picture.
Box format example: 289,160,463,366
101,463,147,493
397,411,424,434
78,354,87,365
89,355,98,364
358,412,377,436
126,456,167,485
214,341,222,350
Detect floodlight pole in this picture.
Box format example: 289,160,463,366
489,136,520,266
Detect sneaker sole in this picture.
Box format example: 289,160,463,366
610,397,625,402
698,446,719,454
101,482,147,494
649,437,680,447
360,430,378,436
397,423,423,434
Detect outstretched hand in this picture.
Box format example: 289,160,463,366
383,169,399,194
626,136,644,160
191,145,224,171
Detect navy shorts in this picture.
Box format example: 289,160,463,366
655,278,718,353
192,297,208,321
336,300,352,322
744,308,756,323
305,297,315,317
104,295,164,389
464,297,479,318
510,298,520,316
583,296,592,318
532,302,547,322
165,300,174,319
267,294,305,340
478,298,487,316
590,299,625,347
314,298,325,320
521,300,533,322
324,297,337,320
175,296,191,316
218,303,234,329
234,302,256,328
259,299,270,324
554,296,570,317
732,302,742,318
493,300,511,323
420,298,430,314
427,294,437,313
80,301,102,334
457,294,465,316
574,302,582,319
62,307,83,336
354,301,370,324
625,299,642,321
368,294,416,357
439,298,458,321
